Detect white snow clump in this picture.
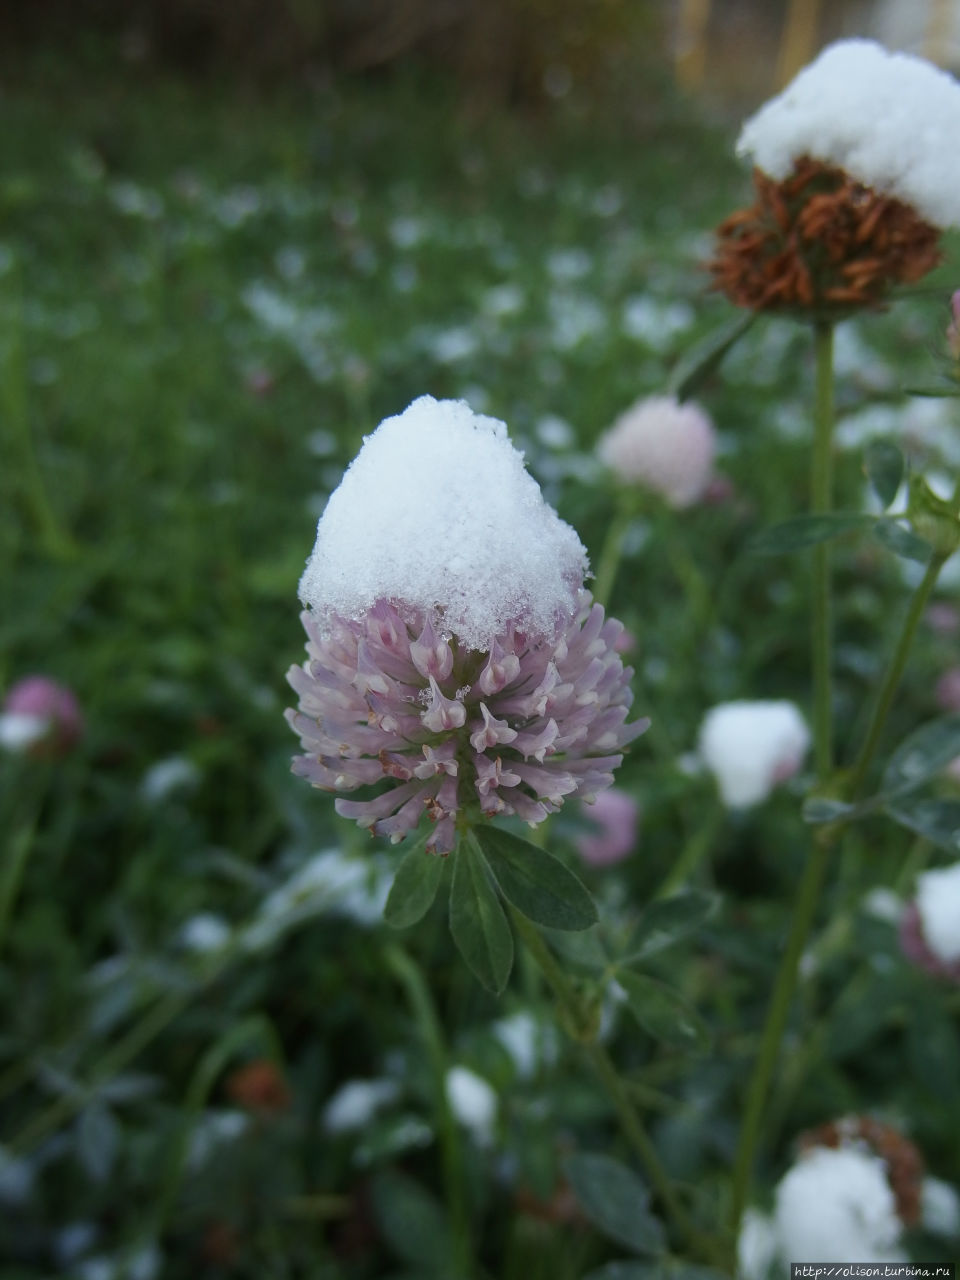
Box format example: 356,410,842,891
698,700,810,808
914,862,960,964
737,39,960,229
299,396,589,652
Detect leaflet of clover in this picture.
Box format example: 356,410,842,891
298,396,589,652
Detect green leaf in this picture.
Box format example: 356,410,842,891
625,890,718,961
747,512,873,555
564,1153,666,1257
882,716,960,795
384,835,445,928
802,796,857,824
667,311,756,401
474,827,597,931
885,797,960,854
616,972,710,1049
872,519,932,564
369,1169,453,1271
449,837,513,994
902,382,960,399
864,441,904,509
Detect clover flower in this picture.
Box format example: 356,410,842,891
900,861,960,983
287,397,645,854
597,395,716,508
711,40,960,312
0,675,83,758
697,700,809,809
574,788,639,866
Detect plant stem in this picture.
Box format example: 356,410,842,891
728,321,837,1248
729,831,830,1238
811,321,835,782
592,497,634,609
847,550,948,797
653,805,722,899
384,945,472,1279
508,907,701,1254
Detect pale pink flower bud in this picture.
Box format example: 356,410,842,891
948,290,960,360
598,395,716,509
575,789,639,866
937,668,960,713
0,676,83,758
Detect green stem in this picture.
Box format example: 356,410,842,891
3,257,72,558
653,805,722,899
0,820,37,955
592,497,634,609
508,907,702,1255
729,326,837,1249
847,551,948,797
811,321,835,782
729,833,831,1239
384,945,472,1280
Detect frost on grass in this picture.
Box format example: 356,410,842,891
298,396,588,652
737,39,960,229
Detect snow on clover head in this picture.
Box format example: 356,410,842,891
737,39,960,230
297,395,588,652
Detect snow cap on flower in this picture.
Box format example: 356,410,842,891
598,395,715,509
774,1146,906,1264
288,398,645,853
299,395,588,652
697,700,810,808
911,862,960,967
575,789,639,866
445,1066,497,1145
737,39,960,230
322,1078,400,1134
0,676,82,757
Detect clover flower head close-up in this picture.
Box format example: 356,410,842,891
711,39,960,311
286,396,646,853
597,395,716,509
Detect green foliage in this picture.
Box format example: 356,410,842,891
565,1153,666,1257
474,827,598,932
384,834,446,928
449,835,514,994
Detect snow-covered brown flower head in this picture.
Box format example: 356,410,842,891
710,40,960,314
286,397,646,854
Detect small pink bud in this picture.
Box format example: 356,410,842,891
926,602,960,635
575,789,639,866
948,290,960,361
598,395,716,509
936,667,960,713
1,676,83,758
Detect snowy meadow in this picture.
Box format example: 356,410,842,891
3,39,960,1280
